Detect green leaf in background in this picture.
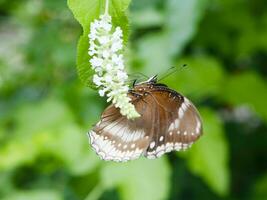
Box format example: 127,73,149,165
43,124,100,176
67,0,131,88
130,8,163,28
237,20,267,58
135,0,208,75
0,137,38,171
2,190,62,200
136,33,171,76
252,173,267,200
13,98,74,137
165,0,208,57
186,107,229,196
100,158,170,200
165,56,225,101
0,98,100,175
222,72,267,123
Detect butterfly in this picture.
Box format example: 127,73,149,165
88,75,203,162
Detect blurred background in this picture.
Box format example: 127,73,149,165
0,0,267,199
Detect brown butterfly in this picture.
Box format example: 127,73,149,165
88,75,203,162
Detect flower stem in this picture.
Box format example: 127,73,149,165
84,183,104,200
104,0,109,15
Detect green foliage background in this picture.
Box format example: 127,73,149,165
0,0,267,199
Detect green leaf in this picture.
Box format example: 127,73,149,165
136,33,171,76
0,138,38,170
222,72,267,123
252,173,267,200
135,0,208,76
165,56,225,101
100,157,171,200
186,107,230,196
67,0,131,88
14,98,74,136
130,8,164,28
0,98,100,174
2,190,62,200
165,0,208,57
48,124,101,176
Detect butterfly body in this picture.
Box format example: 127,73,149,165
89,76,203,162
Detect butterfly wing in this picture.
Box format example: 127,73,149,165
89,85,203,162
144,89,203,159
88,96,154,162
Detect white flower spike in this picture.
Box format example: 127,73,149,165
88,0,140,119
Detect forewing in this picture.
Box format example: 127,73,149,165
88,98,153,162
144,90,203,159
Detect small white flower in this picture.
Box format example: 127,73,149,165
104,75,112,82
117,70,128,80
93,74,102,86
98,36,110,44
105,63,112,70
114,27,122,38
99,89,105,97
102,50,110,58
112,54,123,66
88,12,140,119
90,56,103,68
111,42,123,53
94,67,102,73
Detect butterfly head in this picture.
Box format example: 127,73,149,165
129,75,158,97
145,75,158,84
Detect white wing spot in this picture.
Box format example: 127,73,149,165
159,136,164,141
178,107,185,118
150,141,155,149
181,102,187,111
196,120,201,133
168,119,180,131
168,122,175,131
156,151,164,157
174,119,180,128
169,131,173,136
132,129,145,141
131,143,136,148
147,154,156,159
123,144,127,149
184,97,190,103
179,100,190,119
104,122,145,143
184,131,187,135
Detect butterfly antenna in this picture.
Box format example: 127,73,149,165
158,64,187,82
128,72,149,79
127,72,149,87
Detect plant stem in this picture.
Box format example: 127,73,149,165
84,183,104,200
104,0,109,15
